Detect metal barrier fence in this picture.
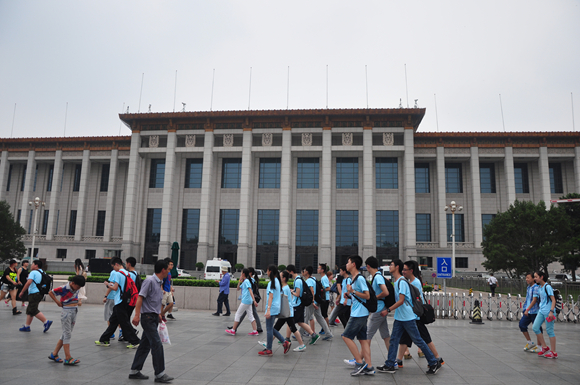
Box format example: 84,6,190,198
423,292,580,323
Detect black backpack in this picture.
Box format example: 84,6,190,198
35,270,53,296
314,278,326,304
129,270,143,291
371,272,396,309
545,286,562,315
351,274,378,313
297,277,313,306
398,279,424,318
252,278,261,304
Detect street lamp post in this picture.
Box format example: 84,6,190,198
444,200,463,278
28,197,45,271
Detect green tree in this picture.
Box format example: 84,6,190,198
556,193,580,281
0,201,26,262
481,200,566,278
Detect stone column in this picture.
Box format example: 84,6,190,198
362,127,374,259
575,146,580,194
74,149,91,241
122,131,142,258
437,146,447,247
538,146,551,206
0,151,9,201
157,131,177,260
237,129,254,268
319,128,332,266
470,146,482,248
103,148,118,242
197,129,215,265
504,146,516,208
278,128,292,266
46,150,63,241
403,127,417,258
20,151,36,230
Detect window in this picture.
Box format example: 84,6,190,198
100,164,110,192
297,158,319,188
296,210,318,246
33,164,38,192
149,159,165,188
6,164,12,191
221,158,242,188
185,159,203,188
145,208,162,243
57,249,67,260
68,210,77,236
375,158,398,189
96,211,106,236
549,163,563,194
336,210,358,247
257,210,279,245
219,209,239,245
46,164,54,192
41,210,49,235
480,163,496,193
445,163,462,193
514,163,529,193
446,213,465,242
482,214,496,241
336,158,358,189
73,164,82,191
376,210,399,248
182,209,200,244
259,158,281,188
456,257,468,269
416,214,431,242
415,163,430,193
418,256,433,269
17,209,21,223
85,250,96,260
21,166,26,191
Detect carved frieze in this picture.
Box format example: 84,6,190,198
149,135,159,148
513,148,539,155
185,135,196,148
548,148,574,155
223,134,234,147
342,133,353,146
301,133,312,146
444,148,470,155
262,133,273,147
383,133,394,146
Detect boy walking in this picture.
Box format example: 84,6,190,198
47,275,86,365
18,260,53,333
521,273,541,352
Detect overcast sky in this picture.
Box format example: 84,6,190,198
1,0,579,138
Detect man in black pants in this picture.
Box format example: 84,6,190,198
95,257,140,348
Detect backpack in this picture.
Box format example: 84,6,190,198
118,271,139,307
35,270,53,296
371,272,396,308
297,277,313,306
545,286,562,315
252,278,261,304
129,270,143,291
330,282,339,294
398,279,424,318
351,274,378,313
314,278,326,304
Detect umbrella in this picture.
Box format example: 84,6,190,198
170,242,179,278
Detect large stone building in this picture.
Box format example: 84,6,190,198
1,108,579,272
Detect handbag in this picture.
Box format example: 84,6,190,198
279,293,291,318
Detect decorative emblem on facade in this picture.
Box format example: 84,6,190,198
301,133,312,146
185,135,196,147
383,133,394,146
223,134,234,147
342,132,353,146
262,133,273,147
149,135,159,148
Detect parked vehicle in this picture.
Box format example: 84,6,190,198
177,269,191,277
204,258,232,280
379,267,392,282
255,269,264,279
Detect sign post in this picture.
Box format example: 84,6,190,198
437,257,452,298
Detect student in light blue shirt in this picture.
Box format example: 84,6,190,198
273,270,307,352
531,271,557,358
300,266,333,340
318,264,332,327
18,260,52,333
286,265,318,345
258,265,288,356
226,269,259,336
521,273,541,352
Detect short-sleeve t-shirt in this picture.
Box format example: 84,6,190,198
306,277,316,304
266,278,282,315
371,272,386,313
282,285,294,317
536,283,554,316
106,270,117,300
394,277,416,321
162,273,172,292
52,283,80,307
341,277,352,306
524,284,540,314
2,267,18,286
350,275,370,318
241,279,253,305
292,275,303,307
28,269,43,294
321,275,330,301
111,269,128,306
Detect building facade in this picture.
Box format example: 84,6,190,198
2,108,579,272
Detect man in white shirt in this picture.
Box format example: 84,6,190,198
487,274,498,297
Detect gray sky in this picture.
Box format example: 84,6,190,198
1,0,579,138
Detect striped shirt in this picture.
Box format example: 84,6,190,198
52,283,80,307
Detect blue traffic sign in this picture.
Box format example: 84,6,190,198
437,257,452,279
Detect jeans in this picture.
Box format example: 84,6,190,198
217,292,230,314
100,302,140,345
130,313,165,377
386,320,437,367
266,316,284,350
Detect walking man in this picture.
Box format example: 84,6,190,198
521,272,541,352
213,266,231,316
487,273,498,297
129,259,174,383
18,260,52,332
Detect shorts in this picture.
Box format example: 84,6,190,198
275,317,298,334
104,299,115,322
293,304,305,324
519,313,539,333
26,292,43,317
400,320,431,346
162,291,174,305
342,315,368,341
1,283,16,292
320,300,329,318
367,311,390,340
60,307,78,344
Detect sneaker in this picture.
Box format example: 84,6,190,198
118,335,125,342
111,333,116,340
529,346,540,353
225,329,236,336
226,326,234,330
283,340,292,354
438,357,445,366
258,341,267,348
293,344,306,352
309,334,320,345
256,329,263,333
397,359,403,368
376,365,396,373
167,314,175,320
258,349,273,357
363,366,375,375
19,325,31,332
344,358,357,366
128,371,149,380
418,352,425,358
322,335,333,341
543,351,558,359
523,342,537,351
43,320,53,333
127,343,140,349
426,361,441,375
319,329,325,335
351,362,368,376
538,346,550,356
22,303,27,307
394,362,399,370
95,341,110,347
248,331,259,336
154,374,174,383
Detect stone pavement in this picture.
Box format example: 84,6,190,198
1,302,579,385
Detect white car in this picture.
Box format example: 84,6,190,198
177,269,191,277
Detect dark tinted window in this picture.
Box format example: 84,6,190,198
376,210,399,248
219,209,239,244
296,210,318,246
185,159,203,188
480,163,496,193
416,214,431,242
336,158,358,189
145,208,162,243
514,163,529,193
336,210,358,247
257,209,279,245
149,159,165,188
375,158,398,189
446,213,464,242
549,163,563,194
221,158,242,188
445,163,462,193
259,158,281,188
297,158,319,188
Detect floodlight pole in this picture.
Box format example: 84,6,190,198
28,197,45,271
444,200,463,278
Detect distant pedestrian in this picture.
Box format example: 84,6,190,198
213,266,231,316
16,260,29,309
161,258,176,321
18,260,53,332
74,259,88,304
532,271,558,359
129,259,174,383
1,259,22,315
487,274,498,297
521,273,541,353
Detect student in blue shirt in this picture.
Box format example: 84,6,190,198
318,263,331,328
286,265,319,345
301,266,333,340
257,265,290,356
532,271,558,359
272,270,307,352
226,269,259,336
18,260,53,333
521,273,541,352
377,259,440,375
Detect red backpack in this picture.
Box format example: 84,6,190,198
118,270,139,307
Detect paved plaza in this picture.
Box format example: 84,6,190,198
1,302,579,385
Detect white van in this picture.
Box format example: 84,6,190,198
204,258,232,280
